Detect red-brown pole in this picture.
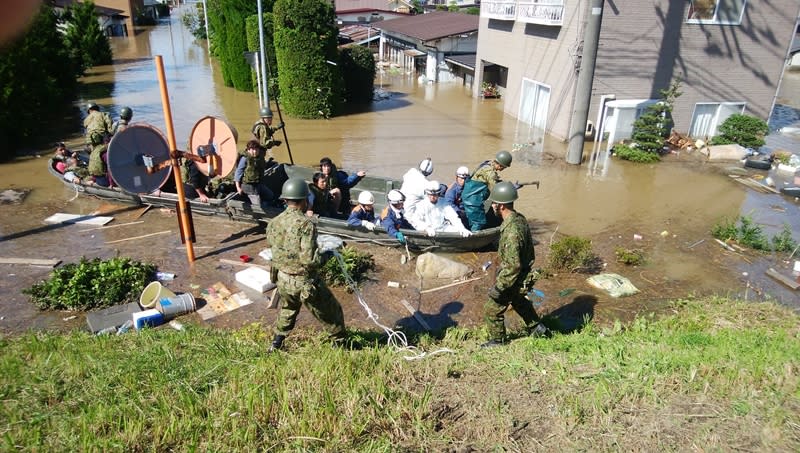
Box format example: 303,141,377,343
155,55,195,263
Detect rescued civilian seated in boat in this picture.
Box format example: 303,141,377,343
445,165,470,228
400,157,434,218
234,140,276,207
62,156,91,184
380,189,413,245
318,157,366,215
408,181,472,238
306,172,336,218
347,191,378,231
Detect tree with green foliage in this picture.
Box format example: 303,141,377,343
710,114,769,149
273,0,342,118
63,0,112,72
0,4,77,159
205,0,257,91
339,45,375,104
614,77,682,163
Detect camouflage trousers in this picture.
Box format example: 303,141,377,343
483,283,541,341
275,271,345,339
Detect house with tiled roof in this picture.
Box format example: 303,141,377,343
372,11,479,84
334,0,414,24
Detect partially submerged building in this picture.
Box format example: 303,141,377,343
475,0,800,149
373,11,479,84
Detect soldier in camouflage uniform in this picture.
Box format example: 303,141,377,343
234,140,275,206
83,102,113,147
462,150,512,231
482,181,550,348
265,178,346,351
252,106,284,150
112,106,133,135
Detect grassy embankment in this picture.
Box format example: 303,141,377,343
1,297,799,451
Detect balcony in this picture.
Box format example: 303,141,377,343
481,0,564,26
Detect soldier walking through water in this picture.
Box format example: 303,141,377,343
265,178,346,351
482,181,550,347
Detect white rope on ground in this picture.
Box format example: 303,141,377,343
67,182,82,202
332,250,455,361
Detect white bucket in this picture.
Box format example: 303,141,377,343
156,293,196,320
139,281,176,309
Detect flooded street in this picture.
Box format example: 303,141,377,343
1,6,798,335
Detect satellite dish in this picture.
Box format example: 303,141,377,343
107,124,172,194
188,116,239,178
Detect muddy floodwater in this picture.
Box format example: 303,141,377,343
1,6,799,336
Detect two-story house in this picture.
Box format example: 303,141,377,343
475,0,800,154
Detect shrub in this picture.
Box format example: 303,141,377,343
711,215,770,251
548,236,602,273
612,144,660,163
245,13,279,101
709,114,769,149
321,246,375,290
206,0,257,91
63,0,112,71
771,224,798,253
339,45,375,104
23,257,157,311
274,0,342,118
615,248,645,266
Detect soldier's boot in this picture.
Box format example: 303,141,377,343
528,323,552,339
269,334,286,352
480,338,504,349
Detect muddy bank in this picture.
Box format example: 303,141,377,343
1,154,797,338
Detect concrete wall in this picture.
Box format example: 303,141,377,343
475,6,583,140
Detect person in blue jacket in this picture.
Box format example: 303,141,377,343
347,191,378,230
445,165,470,227
379,189,413,244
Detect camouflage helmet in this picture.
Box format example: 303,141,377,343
495,150,512,168
489,181,518,204
119,107,133,121
87,101,99,112
280,177,309,200
259,106,273,118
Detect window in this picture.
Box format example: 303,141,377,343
687,0,746,25
689,102,745,138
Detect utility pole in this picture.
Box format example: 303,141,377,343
257,0,269,109
566,0,604,165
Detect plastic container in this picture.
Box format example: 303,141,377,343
156,293,196,320
139,281,176,309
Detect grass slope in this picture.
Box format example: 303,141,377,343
1,297,798,451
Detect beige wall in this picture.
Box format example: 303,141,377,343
476,0,800,140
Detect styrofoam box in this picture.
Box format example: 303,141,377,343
235,267,273,293
132,309,164,330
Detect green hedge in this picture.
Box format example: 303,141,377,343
245,13,279,104
339,46,375,105
273,0,342,118
206,0,256,91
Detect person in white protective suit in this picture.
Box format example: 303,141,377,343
399,157,433,218
409,180,472,238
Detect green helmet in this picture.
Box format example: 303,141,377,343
259,106,273,118
489,181,518,204
87,102,99,112
280,177,309,200
495,150,512,167
119,107,133,121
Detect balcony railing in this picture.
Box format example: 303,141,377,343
480,1,517,21
481,0,564,26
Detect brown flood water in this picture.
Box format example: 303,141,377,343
1,6,798,335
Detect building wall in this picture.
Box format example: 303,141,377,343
96,0,144,34
476,0,800,141
475,6,583,140
593,0,800,134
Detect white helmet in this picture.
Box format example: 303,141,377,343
418,158,433,176
424,180,441,195
357,191,375,205
456,166,470,178
387,189,405,204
